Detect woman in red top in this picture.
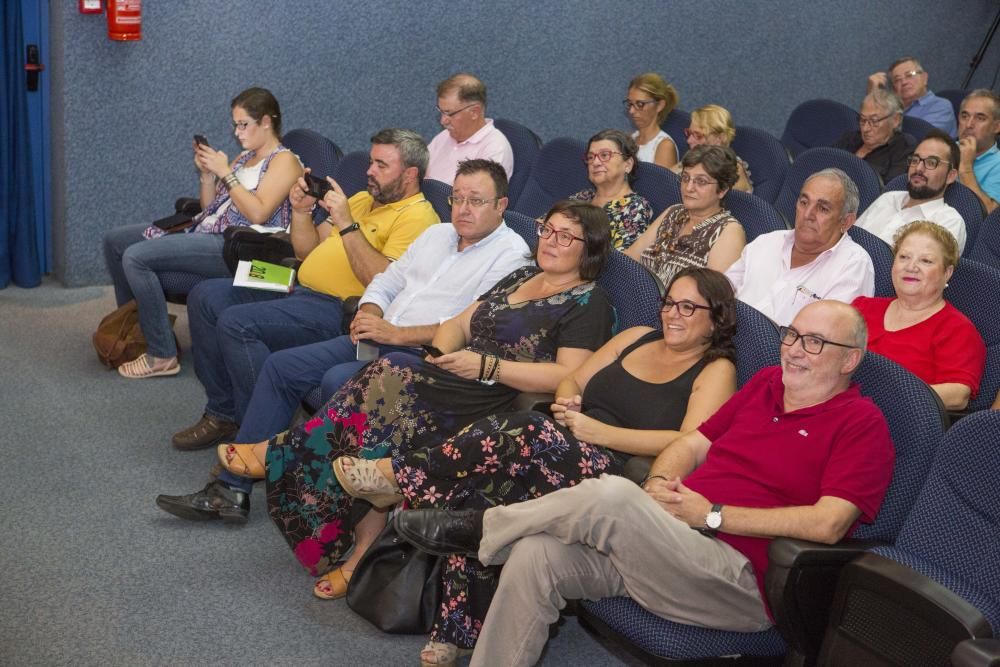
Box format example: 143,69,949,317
852,220,985,410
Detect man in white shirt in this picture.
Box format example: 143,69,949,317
726,168,875,325
425,73,514,184
857,130,967,252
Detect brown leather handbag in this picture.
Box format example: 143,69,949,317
92,300,176,369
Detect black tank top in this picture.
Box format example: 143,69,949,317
581,330,708,431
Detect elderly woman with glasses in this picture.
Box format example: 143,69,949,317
102,87,303,378
626,145,746,287
333,267,739,666
834,88,916,183
568,129,654,250
624,72,681,169
852,220,985,410
673,104,753,193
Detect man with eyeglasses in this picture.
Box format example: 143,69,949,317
868,56,956,136
156,159,529,523
424,73,514,185
725,168,875,326
856,130,967,252
956,89,1000,214
393,300,894,667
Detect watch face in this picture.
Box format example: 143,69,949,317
706,511,723,529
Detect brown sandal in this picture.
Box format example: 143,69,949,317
216,443,267,479
313,567,352,600
332,456,403,508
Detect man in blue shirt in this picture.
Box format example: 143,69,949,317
869,57,956,136
957,89,1000,214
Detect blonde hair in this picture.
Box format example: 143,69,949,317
628,73,679,125
892,220,960,270
690,104,736,145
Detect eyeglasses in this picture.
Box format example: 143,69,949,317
536,222,584,247
447,196,499,208
661,297,711,317
891,69,924,85
778,326,856,355
232,119,257,131
436,103,477,118
679,172,718,188
683,128,708,142
859,113,892,128
582,150,623,164
623,99,657,111
906,154,949,170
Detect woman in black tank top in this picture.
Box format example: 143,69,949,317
334,268,739,665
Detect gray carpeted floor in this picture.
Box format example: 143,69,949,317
0,280,636,666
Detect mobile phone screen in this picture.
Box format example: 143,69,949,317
356,341,379,361
421,344,444,358
194,134,210,148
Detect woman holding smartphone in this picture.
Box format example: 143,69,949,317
102,87,302,378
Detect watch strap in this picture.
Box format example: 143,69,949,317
339,222,361,237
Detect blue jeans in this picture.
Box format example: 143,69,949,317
186,278,344,424
235,335,421,443
102,224,230,358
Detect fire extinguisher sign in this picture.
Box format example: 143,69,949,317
107,0,142,41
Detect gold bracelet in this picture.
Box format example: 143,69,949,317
222,172,240,190
492,356,502,383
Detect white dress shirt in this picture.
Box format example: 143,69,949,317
360,220,531,326
725,230,875,326
856,190,966,253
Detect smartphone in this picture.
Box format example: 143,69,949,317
303,172,332,199
421,344,445,358
194,134,211,148
356,341,379,361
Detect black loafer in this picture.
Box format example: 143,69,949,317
155,480,249,524
393,508,484,557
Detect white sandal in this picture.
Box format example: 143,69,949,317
117,353,180,379
420,641,472,667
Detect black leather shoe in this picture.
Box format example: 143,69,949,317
393,508,484,557
172,413,238,451
155,480,249,524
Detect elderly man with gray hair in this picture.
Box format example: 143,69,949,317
868,56,957,136
724,168,875,325
833,88,916,182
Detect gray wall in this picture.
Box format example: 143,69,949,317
49,0,1000,286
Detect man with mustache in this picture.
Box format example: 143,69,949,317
956,89,1000,214
856,130,967,252
171,129,439,451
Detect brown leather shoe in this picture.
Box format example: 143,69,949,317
172,413,238,451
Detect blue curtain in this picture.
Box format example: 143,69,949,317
1,0,41,288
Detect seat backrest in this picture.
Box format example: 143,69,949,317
281,129,343,224
781,99,859,158
725,190,788,244
494,118,542,207
731,125,790,204
936,89,970,120
900,116,936,143
631,162,680,219
883,175,985,256
847,225,895,297
332,150,371,198
891,409,1000,603
775,147,884,223
661,108,691,158
733,300,781,388
943,258,1000,411
850,351,948,542
504,210,539,251
421,179,453,222
595,252,662,330
970,206,1000,269
511,137,591,218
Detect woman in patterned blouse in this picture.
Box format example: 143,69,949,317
626,145,746,287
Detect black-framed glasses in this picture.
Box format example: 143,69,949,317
447,196,499,208
623,99,656,111
906,154,949,170
582,150,623,164
679,172,718,188
859,113,892,128
436,103,477,118
232,119,257,131
778,326,857,355
661,297,711,317
536,222,584,247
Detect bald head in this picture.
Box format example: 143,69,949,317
436,73,487,109
781,301,867,405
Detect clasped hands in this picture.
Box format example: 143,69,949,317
643,475,712,528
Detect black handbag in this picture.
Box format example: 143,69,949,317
221,226,296,275
346,521,444,634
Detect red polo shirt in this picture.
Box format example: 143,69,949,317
686,366,895,600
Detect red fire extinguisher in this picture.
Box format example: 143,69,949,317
106,0,141,41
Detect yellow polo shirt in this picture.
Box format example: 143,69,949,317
297,191,438,299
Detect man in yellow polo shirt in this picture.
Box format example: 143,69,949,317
172,128,438,451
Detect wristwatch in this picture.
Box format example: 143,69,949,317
339,222,361,237
703,503,724,536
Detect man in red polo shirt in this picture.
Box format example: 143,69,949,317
394,300,895,667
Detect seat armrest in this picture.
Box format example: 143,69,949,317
512,392,553,413
952,639,1000,667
